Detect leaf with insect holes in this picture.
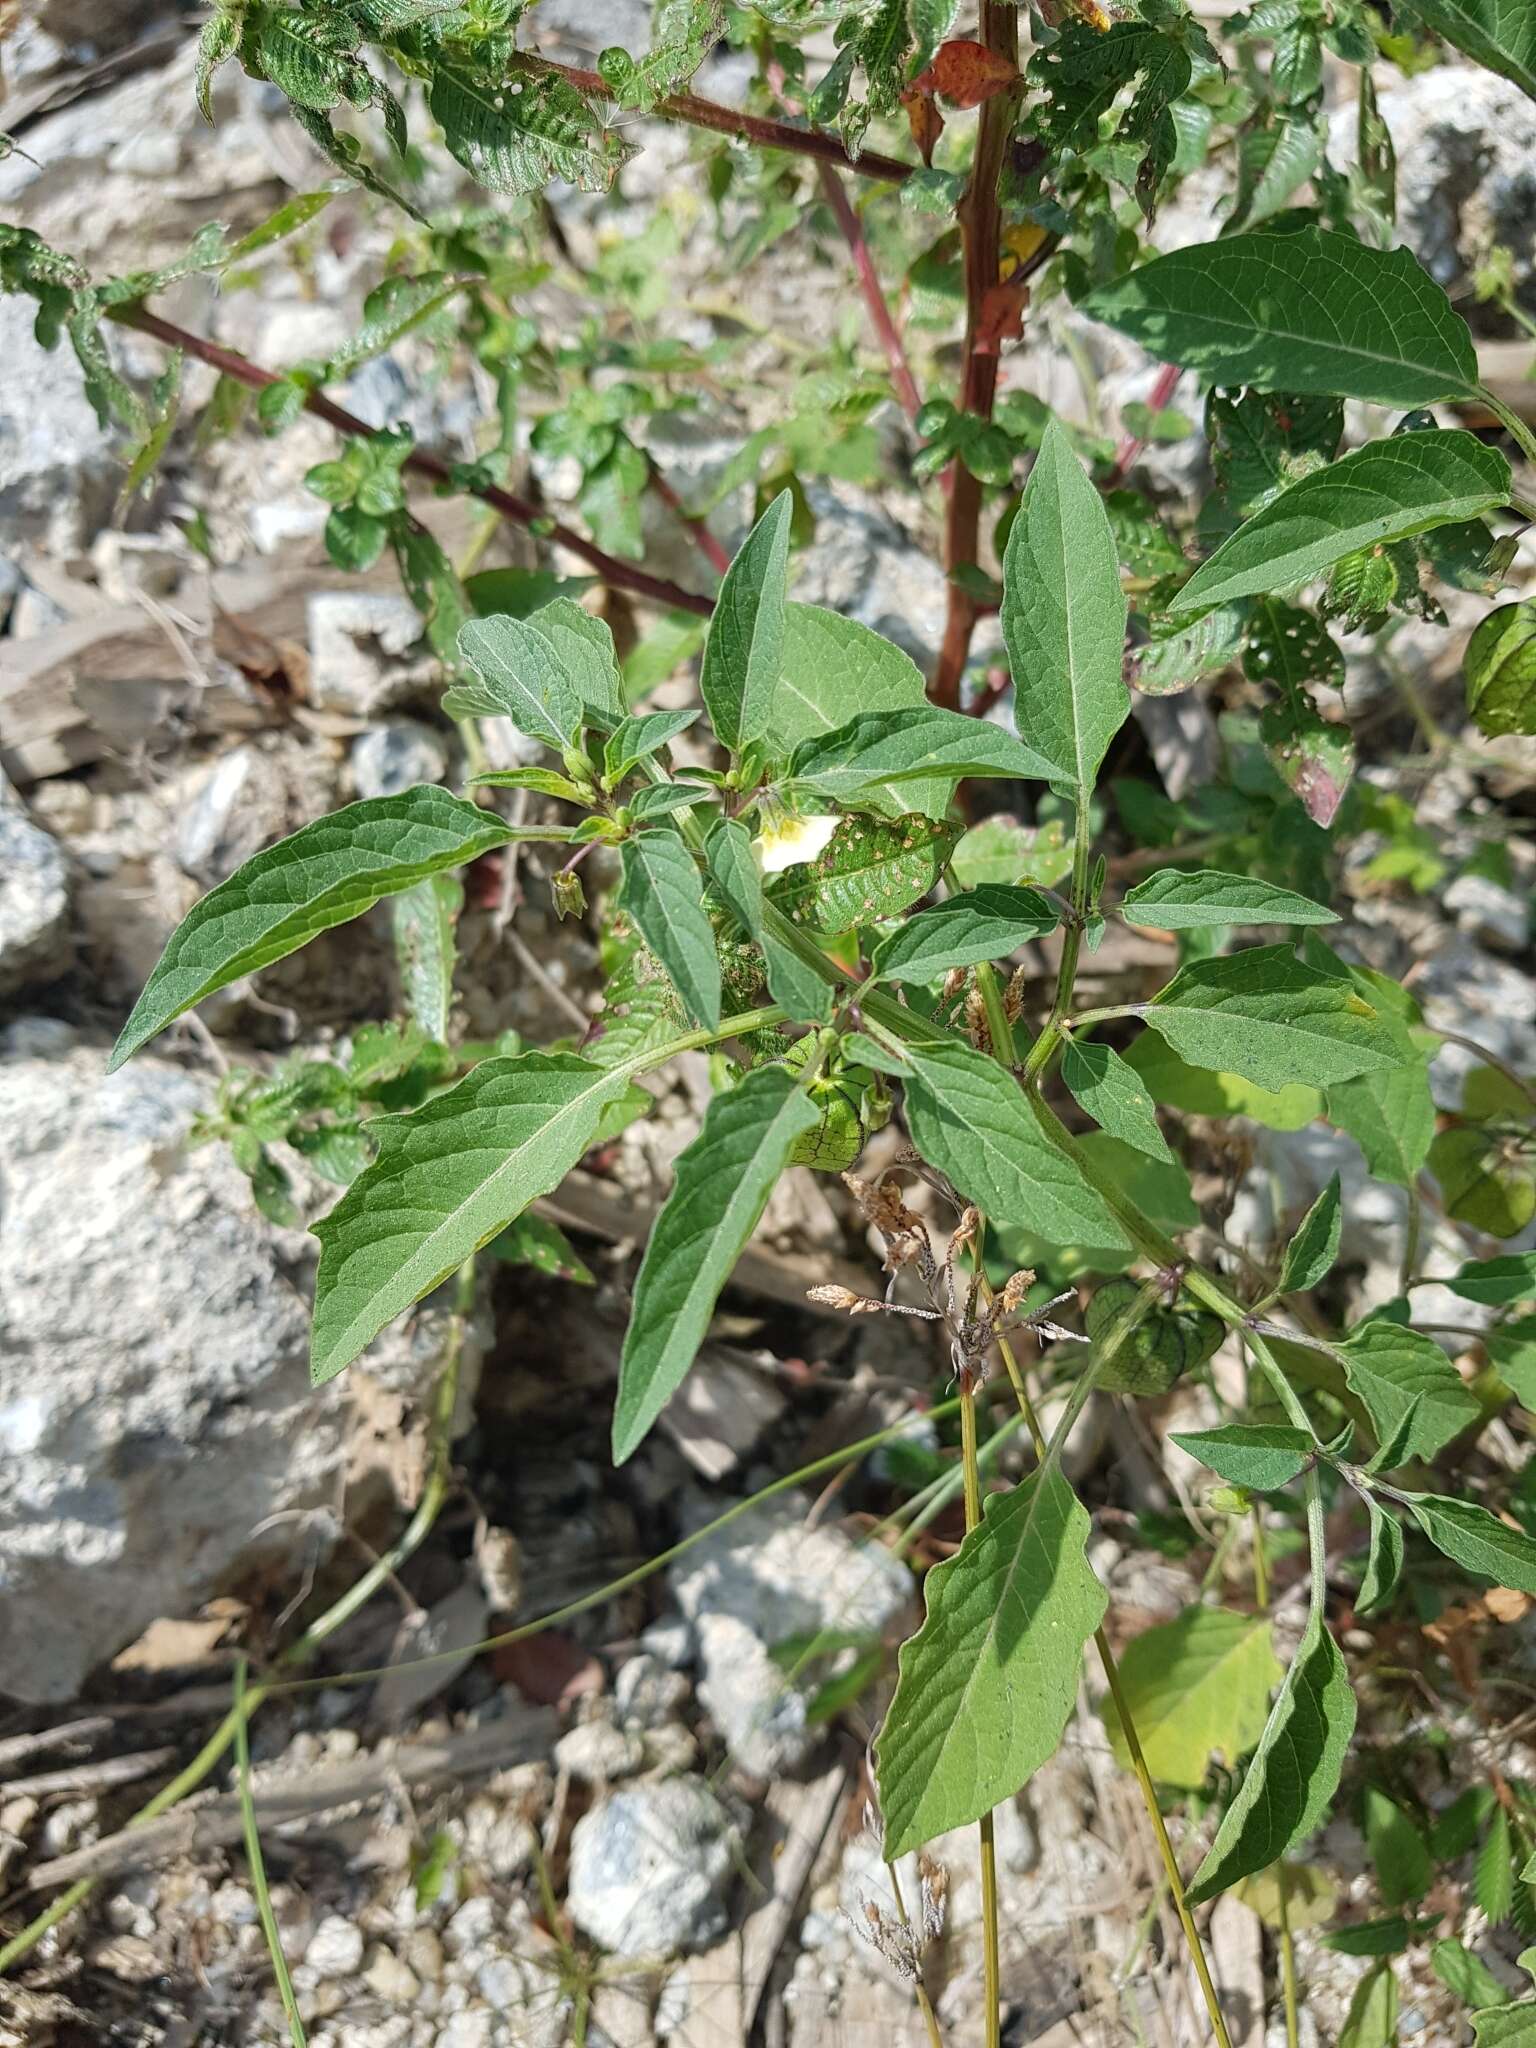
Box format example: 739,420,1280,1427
877,1468,1106,1857
771,604,948,820
699,490,792,753
1122,868,1337,931
1101,1607,1284,1790
1083,229,1482,407
618,829,720,1031
1171,432,1510,614
1061,1039,1173,1163
613,1062,820,1462
770,814,959,934
1169,1424,1315,1493
1000,416,1130,799
430,57,634,196
868,885,1058,985
1358,1496,1405,1615
1141,946,1404,1094
785,706,1055,808
310,1052,639,1384
1448,1254,1536,1305
1336,1320,1481,1462
1396,1493,1536,1596
704,819,833,1026
110,789,510,1072
1411,0,1536,101
1279,1175,1343,1297
1029,18,1192,217
599,0,725,110
1185,1605,1356,1903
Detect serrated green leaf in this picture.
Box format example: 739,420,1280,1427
771,602,948,819
1101,1606,1284,1790
1448,1254,1536,1306
516,598,626,731
1338,1964,1398,2048
876,1468,1106,1857
1061,1039,1174,1163
1084,228,1481,407
771,814,958,934
1173,432,1510,614
451,613,584,747
1123,867,1337,931
311,1051,637,1384
111,789,507,1071
391,873,460,1042
1410,0,1536,101
1169,1424,1314,1493
1336,1321,1481,1461
1435,1939,1512,2012
430,58,633,196
613,1062,819,1461
1357,1495,1406,1616
705,819,833,1025
868,885,1058,985
699,490,792,753
1398,1493,1536,1596
604,709,700,786
1185,1606,1356,1903
785,706,1055,808
618,829,721,1030
1480,1808,1517,1926
1466,602,1536,740
1279,1174,1343,1296
1000,416,1130,800
1364,1784,1434,1905
1142,946,1404,1093
1124,1030,1324,1130
600,0,724,109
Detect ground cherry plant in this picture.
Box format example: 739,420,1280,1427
6,0,1536,2039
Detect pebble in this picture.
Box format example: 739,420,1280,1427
365,1945,421,2004
565,1776,741,1959
350,720,449,801
553,1719,644,1785
305,1914,366,1980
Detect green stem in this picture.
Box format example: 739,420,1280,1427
1277,1864,1300,2048
1481,387,1536,468
235,1657,307,2048
973,959,1017,1070
1051,798,1093,1025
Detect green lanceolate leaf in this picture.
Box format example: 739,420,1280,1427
1396,1493,1536,1596
627,782,712,822
890,1034,1131,1250
1410,0,1536,101
868,885,1058,985
604,709,700,786
1279,1174,1344,1296
704,818,833,1025
1171,432,1511,614
1082,229,1481,407
1465,601,1536,740
771,814,959,933
111,789,509,1071
311,1051,637,1384
1336,1320,1481,1461
1061,1039,1173,1163
1185,1605,1356,1903
1169,1424,1315,1493
1141,946,1404,1093
699,489,792,752
514,598,626,730
1358,1496,1406,1615
1122,868,1337,930
876,1468,1106,1858
770,602,948,819
618,828,721,1030
613,1061,820,1461
1000,415,1130,799
1101,1606,1284,1790
785,706,1055,808
1448,1254,1536,1305
1338,1964,1398,2048
451,613,584,747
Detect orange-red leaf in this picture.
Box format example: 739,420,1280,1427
899,81,945,165
912,39,1019,110
976,279,1030,354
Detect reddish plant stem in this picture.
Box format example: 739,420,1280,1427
646,461,731,576
527,55,915,185
931,0,1021,711
813,162,923,425
112,303,716,618
1108,360,1182,486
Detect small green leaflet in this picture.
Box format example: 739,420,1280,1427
770,603,948,820
785,706,1055,807
771,814,958,933
1466,603,1536,740
868,885,1059,985
1447,1253,1536,1305
1061,1039,1173,1163
618,829,721,1031
1490,1319,1536,1407
876,1469,1106,1858
889,1034,1131,1250
1363,1786,1434,1906
604,709,699,786
1142,946,1403,1093
704,819,834,1025
1477,1807,1516,1926
1100,1606,1283,1790
1082,229,1481,407
1338,1964,1398,2048
1121,868,1337,930
628,782,712,822
1358,1496,1405,1616
699,490,792,752
311,1051,637,1384
1000,416,1130,800
612,1063,819,1462
451,613,583,747
1432,1939,1511,2015
1168,1424,1314,1493
1185,1606,1356,1903
1171,432,1510,614
1410,0,1536,102
1278,1174,1343,1296
111,788,510,1071
489,1212,595,1285
1471,2001,1536,2045
1396,1492,1536,1596
1336,1320,1481,1461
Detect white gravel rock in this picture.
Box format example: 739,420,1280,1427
565,1776,741,1959
350,721,450,801
1443,872,1530,954
0,773,70,993
553,1719,644,1784
305,1914,365,1980
307,589,428,717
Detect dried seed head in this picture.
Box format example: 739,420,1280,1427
1000,1267,1037,1316
806,1284,883,1315
918,1853,949,1944
941,965,967,1005
964,985,989,1049
1004,963,1028,1022
952,1207,982,1258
